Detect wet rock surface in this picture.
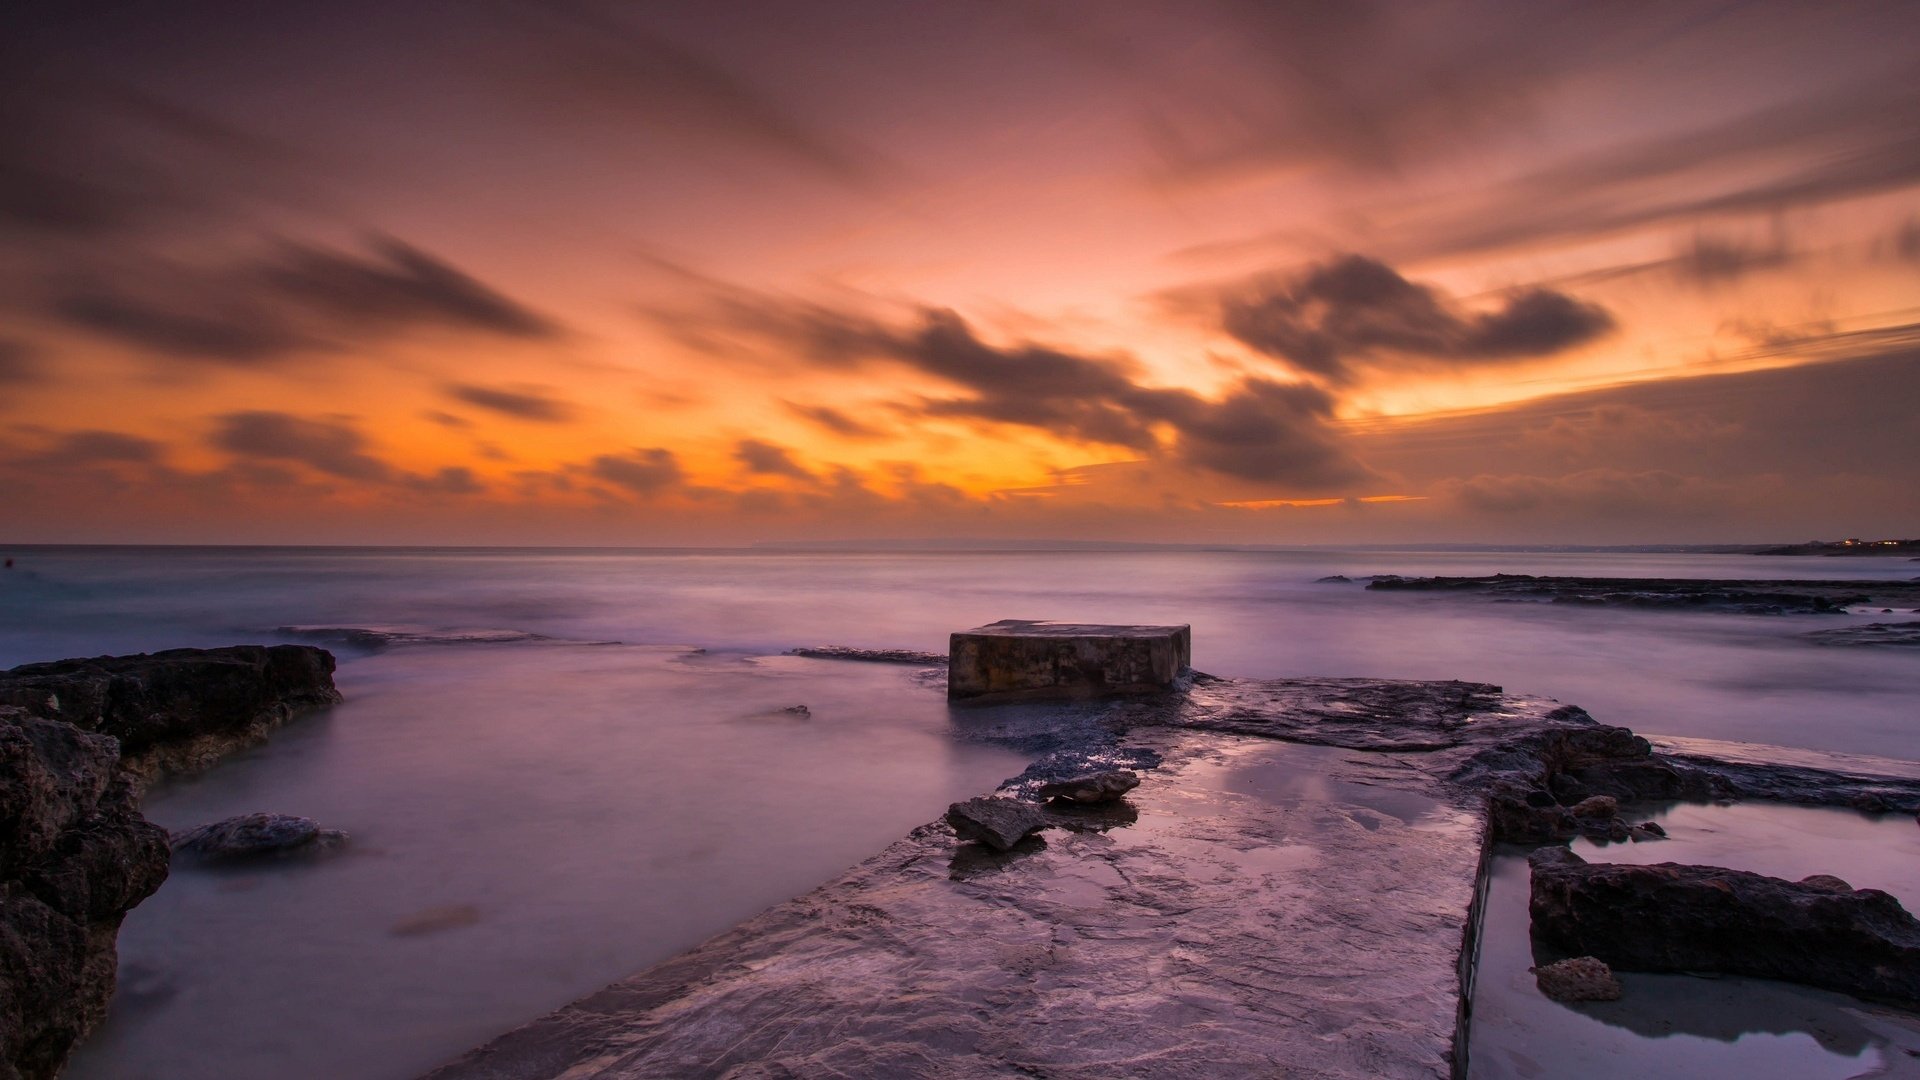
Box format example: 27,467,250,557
0,646,342,785
425,671,1920,1080
1036,769,1139,804
1365,573,1920,614
1807,621,1920,647
170,813,347,862
0,706,170,1080
787,646,948,665
1532,957,1622,1003
276,625,558,650
1528,848,1920,1006
943,797,1049,851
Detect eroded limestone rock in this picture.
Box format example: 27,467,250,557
1036,770,1140,804
1533,957,1622,1002
944,796,1049,851
170,813,348,862
1528,848,1920,1005
0,706,169,1080
0,645,342,785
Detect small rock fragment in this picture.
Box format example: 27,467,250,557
1533,957,1623,1002
945,797,1050,851
1037,770,1141,804
1570,795,1618,819
1799,874,1853,892
171,813,347,861
390,904,481,937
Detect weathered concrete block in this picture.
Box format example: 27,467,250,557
947,620,1191,703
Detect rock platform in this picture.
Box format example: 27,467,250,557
424,673,1920,1080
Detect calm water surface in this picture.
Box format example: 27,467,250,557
1,546,1914,1078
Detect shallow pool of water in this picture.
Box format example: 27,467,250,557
1468,803,1920,1079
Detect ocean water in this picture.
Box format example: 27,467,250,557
1,545,1916,1078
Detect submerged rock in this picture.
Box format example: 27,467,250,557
1807,622,1920,647
1533,957,1622,1002
1037,769,1140,804
0,706,170,1080
1528,848,1920,1005
0,645,342,785
170,813,347,862
944,797,1050,851
786,646,947,665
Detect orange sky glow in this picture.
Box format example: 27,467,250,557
3,1,1917,545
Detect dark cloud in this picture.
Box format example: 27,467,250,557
666,292,1372,491
1440,469,1733,517
20,430,164,467
733,438,814,480
421,410,473,428
1672,233,1795,285
1386,70,1920,261
1890,219,1920,263
492,1,887,188
445,383,577,423
260,238,558,339
590,447,684,494
406,466,484,495
54,288,312,363
1022,0,1755,183
0,338,42,384
1218,255,1613,383
210,411,393,481
784,401,886,439
50,237,559,365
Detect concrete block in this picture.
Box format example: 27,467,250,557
947,620,1191,703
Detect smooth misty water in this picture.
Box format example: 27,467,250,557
1,546,1916,1078
1470,804,1920,1079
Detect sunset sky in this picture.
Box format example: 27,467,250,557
4,0,1917,545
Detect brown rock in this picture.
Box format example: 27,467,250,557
1570,795,1618,819
944,797,1050,851
1037,770,1141,804
1533,957,1623,1002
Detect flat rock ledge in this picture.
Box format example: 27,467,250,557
425,675,1920,1080
0,644,342,787
1365,573,1920,615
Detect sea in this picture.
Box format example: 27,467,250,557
1,545,1915,1079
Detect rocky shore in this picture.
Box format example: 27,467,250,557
0,645,339,1080
1361,573,1920,614
6,637,1917,1079
425,672,1920,1080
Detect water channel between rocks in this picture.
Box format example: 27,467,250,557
1467,802,1920,1079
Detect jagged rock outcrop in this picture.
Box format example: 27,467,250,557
1036,770,1140,804
170,813,348,862
0,645,342,785
944,797,1050,851
0,706,170,1080
1528,848,1920,1005
0,645,341,1078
